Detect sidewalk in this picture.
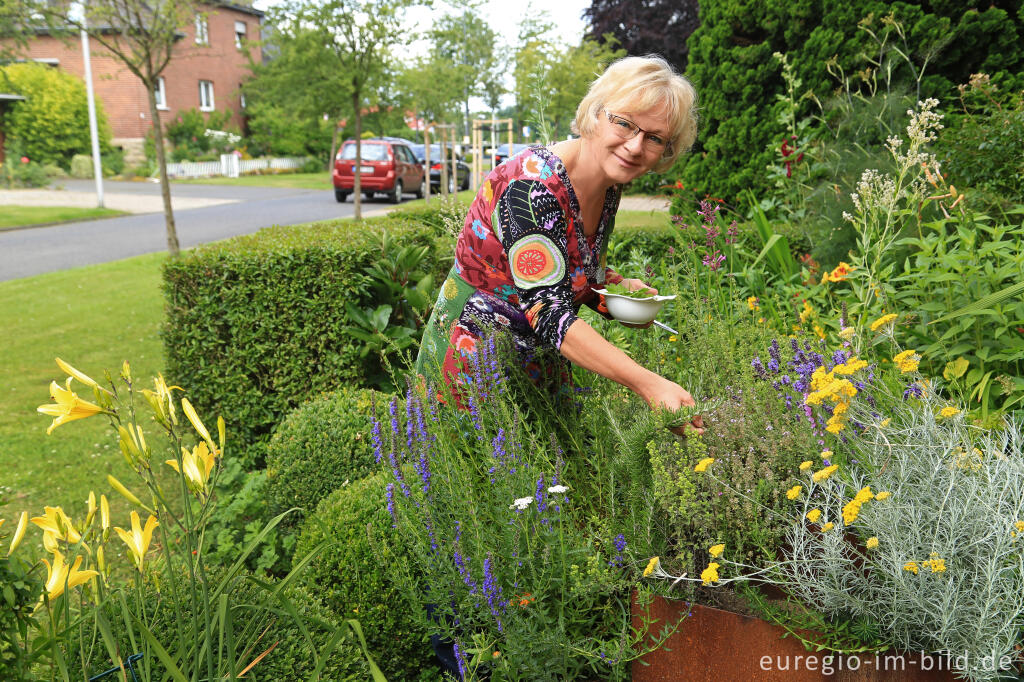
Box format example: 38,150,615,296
0,186,237,213
620,195,670,211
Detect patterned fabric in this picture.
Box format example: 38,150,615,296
415,145,624,401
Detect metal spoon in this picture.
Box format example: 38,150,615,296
653,320,678,334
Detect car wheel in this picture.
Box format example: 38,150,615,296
363,192,375,201
334,189,349,203
460,174,470,191
446,174,455,194
415,177,426,199
390,179,403,204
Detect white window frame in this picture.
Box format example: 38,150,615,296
234,21,246,49
194,14,209,45
199,80,215,111
154,77,168,109
239,85,246,109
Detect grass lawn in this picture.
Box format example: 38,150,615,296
0,252,167,528
174,171,330,189
0,205,127,231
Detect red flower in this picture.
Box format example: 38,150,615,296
20,156,29,164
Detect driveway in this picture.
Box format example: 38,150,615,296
0,180,406,282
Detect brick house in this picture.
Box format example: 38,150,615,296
11,2,262,163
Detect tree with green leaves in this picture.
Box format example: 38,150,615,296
273,0,417,219
30,0,206,256
429,10,501,138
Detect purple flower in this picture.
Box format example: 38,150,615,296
454,639,468,680
482,556,505,631
751,356,768,379
903,383,924,400
534,474,546,512
767,357,780,374
371,417,383,463
385,483,396,527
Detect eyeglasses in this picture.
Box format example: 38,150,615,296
604,111,672,155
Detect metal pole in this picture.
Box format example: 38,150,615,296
80,19,104,207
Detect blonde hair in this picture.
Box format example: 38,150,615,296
573,55,698,172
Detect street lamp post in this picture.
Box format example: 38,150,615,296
79,7,104,207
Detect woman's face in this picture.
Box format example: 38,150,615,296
585,105,671,186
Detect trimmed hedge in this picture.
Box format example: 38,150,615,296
295,473,436,681
265,385,384,528
162,211,452,453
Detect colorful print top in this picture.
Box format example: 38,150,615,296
415,145,624,397
455,146,622,347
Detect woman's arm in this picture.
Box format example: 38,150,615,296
559,318,703,433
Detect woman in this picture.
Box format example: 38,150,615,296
416,55,703,434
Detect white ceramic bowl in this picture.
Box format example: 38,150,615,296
593,288,677,324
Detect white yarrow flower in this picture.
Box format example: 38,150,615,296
510,497,533,511
547,485,569,494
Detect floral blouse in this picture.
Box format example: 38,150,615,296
415,145,624,396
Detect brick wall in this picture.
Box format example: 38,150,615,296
7,3,261,151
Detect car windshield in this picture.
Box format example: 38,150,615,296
340,143,388,161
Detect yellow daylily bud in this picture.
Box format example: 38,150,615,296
84,492,97,529
100,495,110,531
107,475,154,514
8,512,28,556
181,398,216,451
56,357,99,389
135,425,149,460
96,545,106,576
217,416,226,455
121,360,132,383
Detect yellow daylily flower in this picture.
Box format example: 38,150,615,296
55,357,101,389
114,511,159,572
42,530,60,554
37,377,104,434
42,551,98,602
142,374,182,426
31,506,82,544
166,441,216,495
8,512,28,556
181,398,217,453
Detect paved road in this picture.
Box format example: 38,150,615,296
0,180,402,282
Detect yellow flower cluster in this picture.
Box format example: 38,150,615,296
893,349,920,373
866,537,879,549
1011,521,1024,539
838,326,856,340
799,301,814,324
821,522,835,532
938,405,960,420
804,364,859,434
786,485,802,500
799,460,813,471
841,486,874,525
832,356,868,375
701,562,720,585
874,491,891,501
950,447,984,472
709,543,725,558
694,457,715,473
812,464,839,483
870,313,898,331
806,509,822,523
821,262,854,284
904,561,919,574
922,554,946,573
746,296,760,311
643,556,660,578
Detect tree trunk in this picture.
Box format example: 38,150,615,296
147,77,179,256
352,85,361,220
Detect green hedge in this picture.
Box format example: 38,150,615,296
265,385,384,528
162,211,452,454
295,473,436,681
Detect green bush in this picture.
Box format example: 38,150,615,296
70,154,93,179
295,473,436,681
165,108,236,162
0,62,112,168
266,385,385,529
679,1,1024,203
162,210,452,454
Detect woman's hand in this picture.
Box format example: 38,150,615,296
643,375,705,437
620,278,658,296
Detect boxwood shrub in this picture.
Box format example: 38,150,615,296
295,473,436,681
265,385,384,529
162,211,452,454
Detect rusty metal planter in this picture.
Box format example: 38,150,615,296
631,595,960,682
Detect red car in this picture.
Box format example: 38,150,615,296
332,139,426,203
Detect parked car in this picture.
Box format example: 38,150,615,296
409,144,471,193
491,143,533,167
332,138,426,204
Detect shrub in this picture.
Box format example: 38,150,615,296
165,108,235,162
0,155,49,188
69,154,93,179
0,62,112,168
294,473,436,681
162,210,452,453
265,385,385,529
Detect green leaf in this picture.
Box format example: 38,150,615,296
930,281,1024,325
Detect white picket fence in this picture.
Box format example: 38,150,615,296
164,156,309,179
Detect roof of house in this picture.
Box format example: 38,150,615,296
0,94,27,101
